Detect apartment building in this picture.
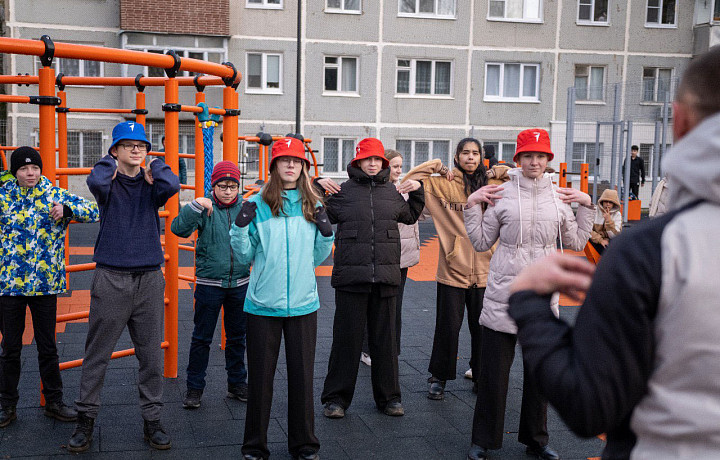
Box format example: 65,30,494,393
2,0,718,191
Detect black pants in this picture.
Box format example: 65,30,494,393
472,326,548,450
428,283,484,381
0,295,63,407
322,286,400,410
243,312,319,459
362,267,408,356
630,183,640,198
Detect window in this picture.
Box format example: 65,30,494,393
242,143,260,174
639,143,671,180
398,0,456,18
484,62,539,102
482,141,517,163
642,67,673,102
326,0,361,12
35,57,103,77
323,138,356,173
396,59,452,96
571,142,603,176
646,0,676,26
396,140,450,172
324,56,358,94
574,65,605,101
488,0,541,21
122,37,227,78
67,131,103,168
578,0,608,23
246,0,282,8
246,53,282,93
146,122,196,170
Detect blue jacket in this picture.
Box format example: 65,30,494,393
229,189,334,317
0,170,99,296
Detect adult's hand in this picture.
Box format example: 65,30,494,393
510,253,596,302
50,201,65,221
235,201,257,227
556,187,591,207
396,179,421,194
317,177,341,194
314,206,333,237
467,184,504,208
445,169,455,182
195,197,214,216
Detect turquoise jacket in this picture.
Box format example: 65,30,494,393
0,170,99,296
229,188,334,317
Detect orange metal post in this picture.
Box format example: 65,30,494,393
194,92,205,199
222,86,238,164
580,163,589,194
38,66,56,184
163,78,180,379
135,92,146,127
559,163,567,188
57,91,70,288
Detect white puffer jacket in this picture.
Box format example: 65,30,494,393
464,169,595,334
398,189,420,269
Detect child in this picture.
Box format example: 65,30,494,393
230,137,333,460
171,161,250,409
69,121,180,452
0,147,98,428
589,189,622,254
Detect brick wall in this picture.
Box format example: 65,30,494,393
120,0,229,36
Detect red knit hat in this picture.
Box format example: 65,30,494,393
514,129,554,163
350,138,389,169
270,137,310,167
211,161,241,186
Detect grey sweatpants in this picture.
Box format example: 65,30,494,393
75,267,165,420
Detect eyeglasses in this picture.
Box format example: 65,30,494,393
277,157,304,166
215,184,239,191
118,143,148,152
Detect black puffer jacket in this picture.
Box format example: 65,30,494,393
325,165,425,290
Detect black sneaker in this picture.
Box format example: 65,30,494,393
183,388,203,409
427,378,446,400
228,383,248,402
323,402,345,419
67,412,95,453
0,406,16,428
144,419,171,450
383,401,405,417
44,400,78,422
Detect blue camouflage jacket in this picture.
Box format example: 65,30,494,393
0,170,99,296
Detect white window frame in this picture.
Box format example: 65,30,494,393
121,36,228,78
487,0,543,23
571,142,603,175
645,0,677,28
245,52,283,94
325,0,362,14
395,59,453,98
577,0,609,25
34,50,104,79
398,0,456,19
241,142,261,174
65,131,104,168
246,0,283,9
323,56,360,96
482,141,517,163
574,65,605,102
395,139,451,172
483,62,540,103
641,67,674,103
322,137,357,174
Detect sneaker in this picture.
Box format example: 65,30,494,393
360,352,372,366
0,406,16,428
427,378,446,400
323,402,345,419
67,412,95,453
183,388,203,409
383,401,405,417
297,449,320,460
228,383,248,402
143,419,171,450
464,368,473,379
44,400,77,422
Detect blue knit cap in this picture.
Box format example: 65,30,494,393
108,121,151,155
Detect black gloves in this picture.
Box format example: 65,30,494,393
314,206,333,237
235,201,257,228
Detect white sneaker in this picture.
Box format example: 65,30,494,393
360,352,372,366
464,368,473,379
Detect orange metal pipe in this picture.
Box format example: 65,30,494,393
179,153,194,159
559,163,568,188
176,105,225,116
57,91,70,288
0,75,234,87
0,151,6,171
222,86,239,164
194,92,205,199
56,311,89,323
135,92,146,127
180,184,195,190
0,146,41,150
63,107,134,114
38,66,56,184
158,210,170,217
56,167,92,176
58,342,170,371
178,245,196,252
0,95,31,103
163,77,180,379
66,262,96,273
178,274,196,283
580,163,589,194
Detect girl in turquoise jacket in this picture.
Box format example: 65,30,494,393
230,137,333,460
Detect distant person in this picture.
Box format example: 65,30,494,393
483,145,499,168
506,45,720,459
589,189,622,254
158,135,187,185
622,145,645,199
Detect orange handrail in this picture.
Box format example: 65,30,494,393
59,342,170,371
0,75,235,87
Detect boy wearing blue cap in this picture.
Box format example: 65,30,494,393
68,121,180,452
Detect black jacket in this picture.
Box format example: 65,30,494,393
622,156,645,185
324,165,424,292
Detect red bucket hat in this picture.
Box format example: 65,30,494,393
211,161,241,186
270,137,310,168
350,138,389,169
514,129,554,163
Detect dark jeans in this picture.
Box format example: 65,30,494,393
472,326,548,450
630,183,640,199
187,283,248,390
0,295,63,407
363,267,408,356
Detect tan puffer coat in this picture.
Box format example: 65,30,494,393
464,169,595,334
397,187,420,269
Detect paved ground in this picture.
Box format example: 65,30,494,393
1,220,605,459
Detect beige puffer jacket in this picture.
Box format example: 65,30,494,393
464,169,595,334
397,187,420,268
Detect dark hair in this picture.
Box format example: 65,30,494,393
453,138,487,197
677,45,720,121
631,145,639,151
161,135,165,142
483,144,495,158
